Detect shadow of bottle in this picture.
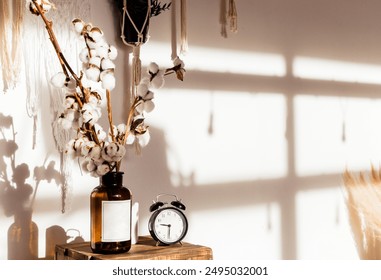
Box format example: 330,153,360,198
8,208,38,260
6,163,38,260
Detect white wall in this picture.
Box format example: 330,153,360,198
3,0,381,260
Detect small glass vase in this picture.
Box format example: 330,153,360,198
90,172,132,254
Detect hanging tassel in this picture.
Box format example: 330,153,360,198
0,0,24,92
171,0,178,60
132,46,142,88
228,0,238,34
60,153,74,213
11,0,24,87
0,0,11,91
180,0,188,55
219,0,227,38
220,0,238,38
24,8,42,151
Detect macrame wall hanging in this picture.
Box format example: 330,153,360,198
50,0,91,213
220,0,238,38
23,0,91,213
115,0,187,101
0,0,24,93
116,0,152,102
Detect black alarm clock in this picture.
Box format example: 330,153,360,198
148,194,188,245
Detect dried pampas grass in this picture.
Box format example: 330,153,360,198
343,166,381,259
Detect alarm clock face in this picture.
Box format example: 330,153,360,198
149,207,188,245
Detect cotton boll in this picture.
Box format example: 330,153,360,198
139,76,150,86
92,157,104,167
151,71,165,89
89,145,102,160
93,106,102,120
173,57,185,67
74,22,84,33
81,141,96,157
65,137,86,157
79,48,89,63
65,139,77,156
88,94,100,105
148,62,159,74
64,109,76,121
64,97,75,109
101,73,115,91
101,58,115,70
96,45,109,59
108,46,118,60
137,83,149,97
113,144,126,161
80,159,92,173
105,143,118,157
74,138,86,152
89,28,104,42
85,67,100,82
42,3,52,12
117,124,127,135
101,146,113,162
65,77,77,90
89,49,97,58
144,100,155,113
82,103,100,125
93,123,106,142
51,72,67,88
59,117,73,130
85,160,97,172
96,164,110,176
138,130,150,147
125,133,135,145
135,102,144,114
86,39,99,49
89,56,101,68
97,130,107,141
144,91,154,101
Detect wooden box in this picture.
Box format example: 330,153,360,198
55,236,213,260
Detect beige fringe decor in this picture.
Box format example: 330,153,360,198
343,167,381,259
220,0,238,38
0,0,24,92
171,0,188,58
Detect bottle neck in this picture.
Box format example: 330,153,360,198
100,172,124,188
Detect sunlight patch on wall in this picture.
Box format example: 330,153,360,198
148,89,287,186
296,187,358,259
141,42,286,77
293,57,381,84
187,202,281,259
294,95,381,176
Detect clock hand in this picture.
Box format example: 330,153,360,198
167,224,171,239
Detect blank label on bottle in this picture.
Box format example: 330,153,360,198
102,200,131,242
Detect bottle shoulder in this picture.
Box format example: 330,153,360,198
91,185,131,199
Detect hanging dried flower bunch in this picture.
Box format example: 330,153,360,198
28,0,185,177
